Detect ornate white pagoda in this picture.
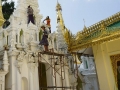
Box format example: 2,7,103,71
0,0,78,90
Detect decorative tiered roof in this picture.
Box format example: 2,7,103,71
63,12,120,52
80,12,120,37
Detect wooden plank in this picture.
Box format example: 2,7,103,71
38,51,64,56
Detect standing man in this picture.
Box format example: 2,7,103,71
39,25,49,51
27,5,35,24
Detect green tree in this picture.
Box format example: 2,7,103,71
2,0,15,20
1,0,15,28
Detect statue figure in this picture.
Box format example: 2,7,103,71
43,16,51,33
39,25,49,51
27,5,35,24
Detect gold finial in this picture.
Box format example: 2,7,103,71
56,0,62,11
83,19,87,31
0,0,4,27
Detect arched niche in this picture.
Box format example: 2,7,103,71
22,77,28,90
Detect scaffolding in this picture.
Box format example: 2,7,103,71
38,49,78,90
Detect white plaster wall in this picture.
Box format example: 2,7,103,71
21,60,29,90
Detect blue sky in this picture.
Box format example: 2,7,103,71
10,0,120,34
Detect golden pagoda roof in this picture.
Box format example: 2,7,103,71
63,12,120,52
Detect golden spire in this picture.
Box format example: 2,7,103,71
56,0,62,11
0,0,4,27
56,1,64,30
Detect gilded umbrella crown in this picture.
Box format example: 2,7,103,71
56,1,62,11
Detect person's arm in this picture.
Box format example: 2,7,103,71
43,19,46,23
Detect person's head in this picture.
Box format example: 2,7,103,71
41,26,45,30
28,5,30,8
46,16,49,20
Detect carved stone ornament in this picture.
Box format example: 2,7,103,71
28,53,35,63
17,51,25,62
110,54,120,87
16,51,25,73
15,62,23,74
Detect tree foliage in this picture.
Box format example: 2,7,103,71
2,0,15,20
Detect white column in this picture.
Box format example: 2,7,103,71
55,65,62,90
10,56,17,90
34,64,39,90
16,70,21,90
8,51,19,90
29,63,35,90
29,72,34,90
2,76,5,90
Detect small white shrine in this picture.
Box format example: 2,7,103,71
78,55,99,90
